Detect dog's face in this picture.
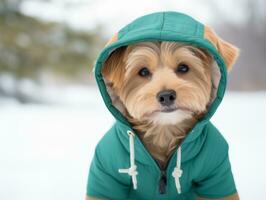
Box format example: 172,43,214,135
102,41,214,125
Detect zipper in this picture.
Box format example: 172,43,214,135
159,170,167,194
131,128,181,195
154,149,177,195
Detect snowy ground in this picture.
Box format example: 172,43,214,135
0,87,265,200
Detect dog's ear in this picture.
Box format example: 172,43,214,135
204,26,239,71
102,46,127,90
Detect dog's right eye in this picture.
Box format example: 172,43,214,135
138,67,151,77
176,63,190,74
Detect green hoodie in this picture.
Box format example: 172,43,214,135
87,11,237,200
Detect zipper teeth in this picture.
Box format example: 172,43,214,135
159,171,167,194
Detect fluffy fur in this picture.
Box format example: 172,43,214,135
102,41,213,164
88,23,240,200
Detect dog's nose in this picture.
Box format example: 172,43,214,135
156,90,176,106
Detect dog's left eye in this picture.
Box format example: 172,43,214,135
176,64,189,73
138,67,151,77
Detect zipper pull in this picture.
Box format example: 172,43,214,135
159,170,167,194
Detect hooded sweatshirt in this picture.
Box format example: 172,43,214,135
87,11,237,200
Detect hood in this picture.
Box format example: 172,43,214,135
94,11,238,143
93,11,239,194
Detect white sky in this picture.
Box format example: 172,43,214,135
20,0,247,37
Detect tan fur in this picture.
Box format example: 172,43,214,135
128,116,200,166
102,41,213,165
102,46,127,90
204,26,239,71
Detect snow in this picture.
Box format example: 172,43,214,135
211,92,266,199
0,87,265,200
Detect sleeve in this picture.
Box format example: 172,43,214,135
86,146,129,200
194,151,237,198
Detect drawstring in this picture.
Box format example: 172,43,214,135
118,130,182,193
118,130,138,189
172,146,183,194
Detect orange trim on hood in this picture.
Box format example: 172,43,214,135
105,32,118,47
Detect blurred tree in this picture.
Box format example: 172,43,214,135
0,0,22,13
0,0,105,101
0,1,104,79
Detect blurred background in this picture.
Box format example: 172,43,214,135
0,0,265,199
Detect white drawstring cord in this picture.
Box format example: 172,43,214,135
118,130,138,190
172,146,183,194
118,130,182,193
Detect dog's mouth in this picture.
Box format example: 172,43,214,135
160,104,195,113
160,107,178,113
144,106,194,118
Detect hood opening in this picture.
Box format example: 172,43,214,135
101,44,221,123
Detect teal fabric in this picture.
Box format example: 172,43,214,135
87,11,237,199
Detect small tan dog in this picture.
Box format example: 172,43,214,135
102,42,213,166
87,12,239,200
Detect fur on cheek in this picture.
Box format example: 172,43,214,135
125,92,158,120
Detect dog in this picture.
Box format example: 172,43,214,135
102,41,213,166
86,12,239,200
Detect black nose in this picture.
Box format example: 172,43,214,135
156,90,176,106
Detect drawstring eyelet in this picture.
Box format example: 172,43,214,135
127,130,135,136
